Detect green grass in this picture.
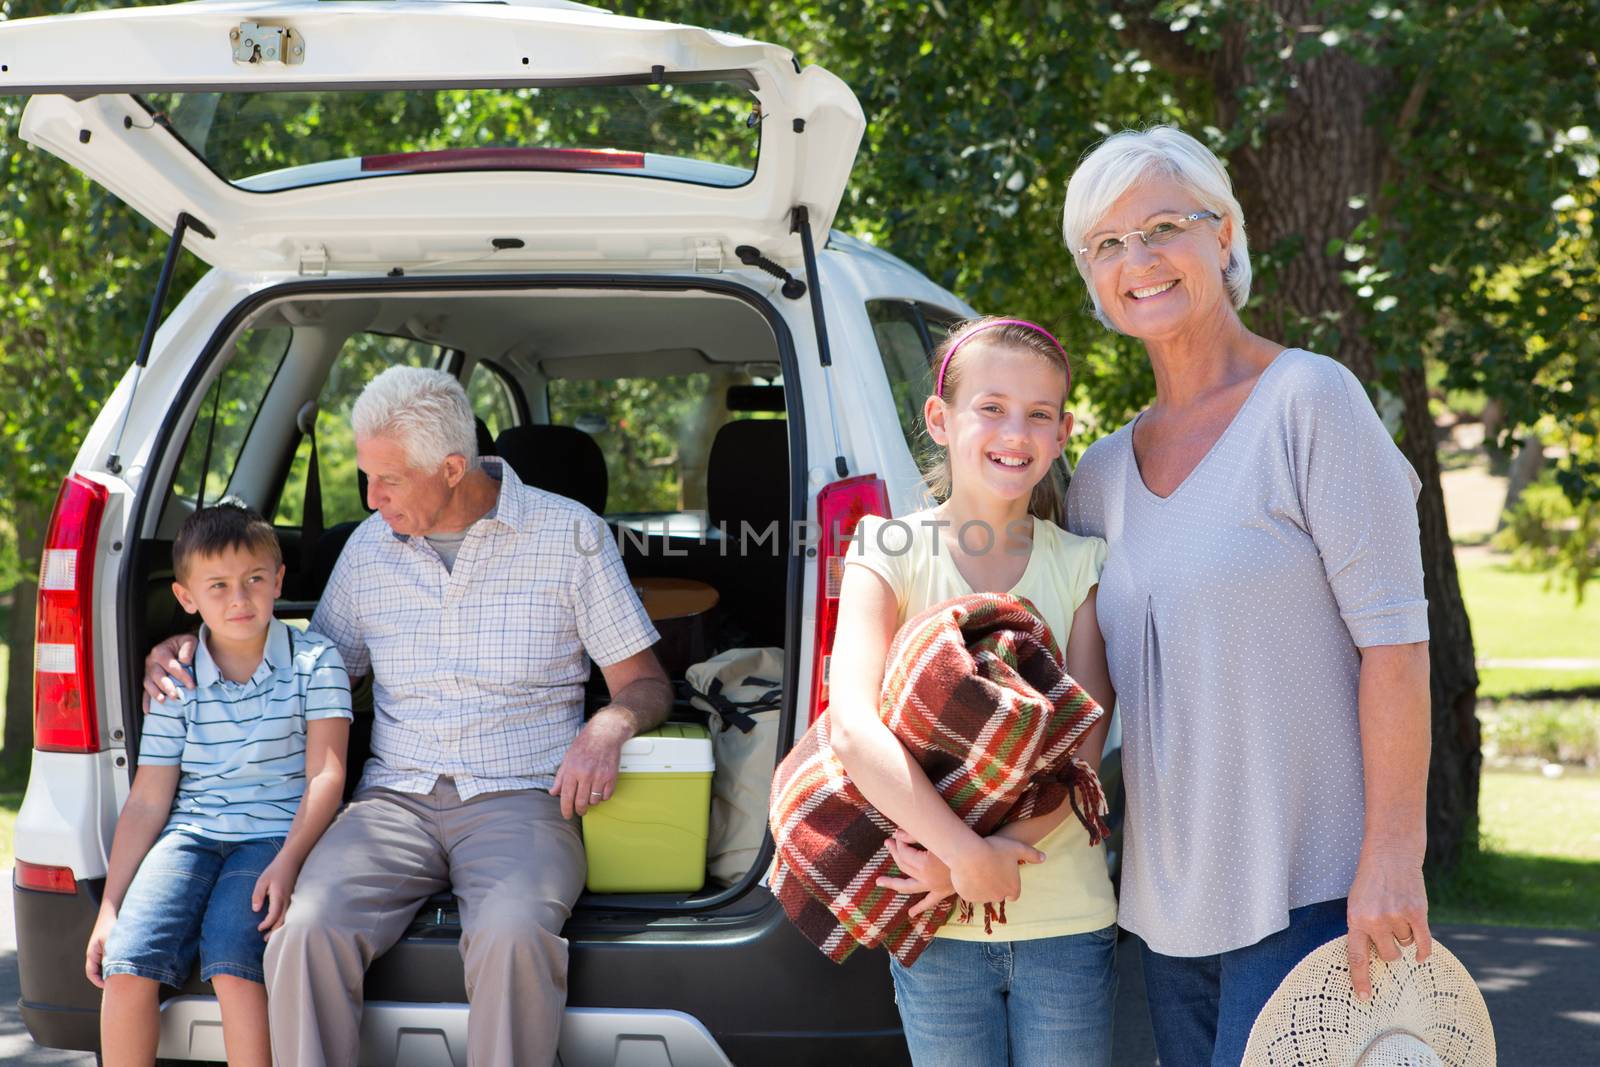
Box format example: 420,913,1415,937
0,785,17,871
1433,769,1600,928
1458,555,1600,698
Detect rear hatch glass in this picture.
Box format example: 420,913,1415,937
140,79,760,193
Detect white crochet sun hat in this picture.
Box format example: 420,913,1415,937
1242,936,1496,1066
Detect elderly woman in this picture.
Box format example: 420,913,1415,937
1060,125,1433,1066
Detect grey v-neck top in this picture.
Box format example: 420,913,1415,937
1065,349,1428,957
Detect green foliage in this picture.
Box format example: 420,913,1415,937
1492,478,1600,601
1480,698,1600,768
0,0,180,588
634,1,1600,577
626,1,1178,451
3,0,1597,600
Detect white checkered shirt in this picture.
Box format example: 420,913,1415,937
311,459,659,799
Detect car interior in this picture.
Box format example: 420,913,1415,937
127,285,796,917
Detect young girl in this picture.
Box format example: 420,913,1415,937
829,317,1118,1067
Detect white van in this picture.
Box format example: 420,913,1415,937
5,2,1120,1063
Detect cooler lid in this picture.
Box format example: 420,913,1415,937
618,722,714,773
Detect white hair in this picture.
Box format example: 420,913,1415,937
1061,125,1252,327
351,365,478,471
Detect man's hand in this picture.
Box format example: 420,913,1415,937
1346,844,1431,1002
85,906,116,989
142,633,197,710
252,851,304,938
878,830,958,918
551,708,633,819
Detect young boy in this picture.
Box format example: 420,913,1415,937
85,503,352,1067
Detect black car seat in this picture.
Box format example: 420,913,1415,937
705,418,790,645
493,424,608,515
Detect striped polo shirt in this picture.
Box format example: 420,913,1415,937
142,619,352,841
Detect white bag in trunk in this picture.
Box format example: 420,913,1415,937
687,647,783,887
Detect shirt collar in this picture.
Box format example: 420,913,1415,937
193,617,290,689
480,457,533,532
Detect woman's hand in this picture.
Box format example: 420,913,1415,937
1346,844,1431,1001
85,905,117,989
253,852,304,937
946,834,1044,906
877,830,957,918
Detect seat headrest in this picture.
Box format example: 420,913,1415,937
726,385,785,413
707,418,789,543
494,424,608,516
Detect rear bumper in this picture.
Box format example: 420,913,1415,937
14,879,104,1051
15,881,910,1065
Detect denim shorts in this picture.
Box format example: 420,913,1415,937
888,925,1119,1067
101,830,282,986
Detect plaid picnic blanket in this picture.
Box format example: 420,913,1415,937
768,592,1110,966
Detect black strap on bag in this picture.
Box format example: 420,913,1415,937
696,676,782,734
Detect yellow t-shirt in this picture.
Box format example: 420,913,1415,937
846,509,1118,941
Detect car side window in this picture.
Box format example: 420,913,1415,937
163,327,294,522
466,360,524,439
866,300,939,462
274,333,446,529
917,304,961,349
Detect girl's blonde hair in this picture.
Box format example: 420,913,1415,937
921,316,1072,524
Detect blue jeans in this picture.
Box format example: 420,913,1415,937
888,926,1118,1067
1140,897,1348,1067
101,830,282,986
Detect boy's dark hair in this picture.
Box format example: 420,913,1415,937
172,502,282,582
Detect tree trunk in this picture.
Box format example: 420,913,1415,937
1498,436,1546,528
4,501,45,764
1133,0,1483,873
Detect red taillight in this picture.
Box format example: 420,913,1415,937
14,860,78,894
362,147,647,173
34,474,108,754
809,475,891,725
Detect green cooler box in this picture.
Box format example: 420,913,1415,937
582,722,714,892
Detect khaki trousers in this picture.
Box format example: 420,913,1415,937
263,778,586,1067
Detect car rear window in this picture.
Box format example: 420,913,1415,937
136,80,760,193
546,371,779,515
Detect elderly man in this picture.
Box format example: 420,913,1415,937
143,366,670,1066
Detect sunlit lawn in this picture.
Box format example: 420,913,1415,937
1433,769,1600,928
0,783,15,871
1458,555,1600,698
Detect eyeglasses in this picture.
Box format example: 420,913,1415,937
1076,210,1222,264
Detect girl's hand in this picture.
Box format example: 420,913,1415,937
85,906,116,989
947,835,1045,906
252,852,303,937
878,830,958,918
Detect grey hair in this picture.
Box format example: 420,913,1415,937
351,365,478,472
1061,125,1251,328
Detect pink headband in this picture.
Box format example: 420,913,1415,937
934,318,1071,398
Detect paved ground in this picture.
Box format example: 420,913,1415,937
2,871,1594,1066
